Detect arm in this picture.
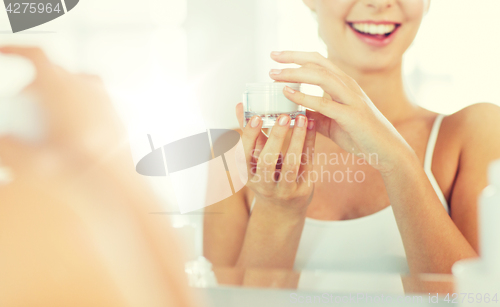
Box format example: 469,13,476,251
203,128,251,266
381,103,500,274
204,187,308,270
448,103,500,253
268,51,486,274
204,184,306,269
234,104,317,269
204,104,317,270
380,148,477,274
236,198,308,269
203,184,250,266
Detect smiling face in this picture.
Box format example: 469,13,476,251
304,0,429,72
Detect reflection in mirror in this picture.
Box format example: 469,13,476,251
201,267,456,297
212,267,300,290
197,1,500,302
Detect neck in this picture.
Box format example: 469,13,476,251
327,57,418,124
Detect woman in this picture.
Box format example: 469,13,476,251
204,0,500,275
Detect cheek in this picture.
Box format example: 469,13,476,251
317,0,354,20
398,0,425,46
316,0,354,41
401,0,425,24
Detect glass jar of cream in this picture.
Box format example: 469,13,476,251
243,82,305,128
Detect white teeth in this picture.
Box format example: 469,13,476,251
369,24,376,34
351,23,396,35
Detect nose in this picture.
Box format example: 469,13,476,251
362,0,396,11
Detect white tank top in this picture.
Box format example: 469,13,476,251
249,114,449,274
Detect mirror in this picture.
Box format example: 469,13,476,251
180,0,500,301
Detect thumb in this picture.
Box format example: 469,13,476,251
306,109,332,138
235,102,245,129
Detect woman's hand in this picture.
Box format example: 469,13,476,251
235,103,316,216
269,51,413,175
0,46,125,163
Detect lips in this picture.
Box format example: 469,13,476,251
347,21,401,47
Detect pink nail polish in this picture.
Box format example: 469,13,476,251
285,86,295,94
269,69,282,75
308,120,315,130
279,116,290,126
297,116,305,128
251,116,261,128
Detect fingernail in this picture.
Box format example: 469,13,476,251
269,69,282,75
297,116,305,128
285,86,295,94
271,51,283,56
308,119,315,130
251,116,261,128
279,115,290,126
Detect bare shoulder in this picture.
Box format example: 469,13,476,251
445,103,500,143
442,103,500,194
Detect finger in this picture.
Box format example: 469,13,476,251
298,119,317,186
271,51,361,93
270,51,350,81
236,103,262,177
235,102,245,130
0,46,52,71
270,66,352,104
282,85,348,121
236,102,267,162
279,115,308,188
305,109,334,138
256,114,291,179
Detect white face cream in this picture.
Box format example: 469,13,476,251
243,82,305,128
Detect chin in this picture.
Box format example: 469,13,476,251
357,56,400,72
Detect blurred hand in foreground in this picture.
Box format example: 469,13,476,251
0,46,201,307
0,46,125,166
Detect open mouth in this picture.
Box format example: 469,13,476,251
347,22,401,42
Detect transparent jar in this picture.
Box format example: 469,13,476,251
243,82,305,128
